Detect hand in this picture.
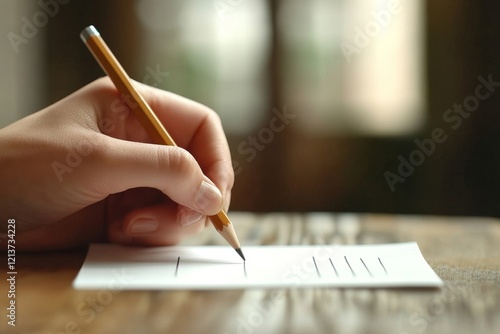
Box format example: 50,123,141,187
0,77,234,251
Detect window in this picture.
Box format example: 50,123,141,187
137,0,424,136
280,0,425,135
136,0,269,135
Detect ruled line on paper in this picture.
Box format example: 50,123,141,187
174,256,180,277
360,258,373,277
329,258,339,277
378,257,388,274
312,256,321,277
344,256,356,277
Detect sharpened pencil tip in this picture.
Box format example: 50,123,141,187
235,248,246,261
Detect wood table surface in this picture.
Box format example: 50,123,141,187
2,212,500,334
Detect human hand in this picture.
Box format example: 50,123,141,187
0,77,234,251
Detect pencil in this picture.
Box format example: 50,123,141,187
80,25,245,261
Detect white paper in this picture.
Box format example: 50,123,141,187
73,242,443,290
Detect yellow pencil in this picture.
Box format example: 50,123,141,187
80,25,245,261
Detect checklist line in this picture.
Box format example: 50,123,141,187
360,258,373,277
312,256,321,277
378,257,388,274
344,256,356,277
174,256,180,277
329,258,339,277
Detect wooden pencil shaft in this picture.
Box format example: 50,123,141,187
83,32,175,146
209,211,230,231
80,26,241,251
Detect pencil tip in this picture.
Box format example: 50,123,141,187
235,248,246,261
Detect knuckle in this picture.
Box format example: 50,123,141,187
207,108,222,125
199,105,222,126
158,146,197,177
220,163,235,189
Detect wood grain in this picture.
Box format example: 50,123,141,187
1,213,499,334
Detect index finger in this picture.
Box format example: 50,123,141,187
88,78,234,200
135,81,235,198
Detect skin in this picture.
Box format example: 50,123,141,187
0,77,234,252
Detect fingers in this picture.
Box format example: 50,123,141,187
87,78,234,203
107,203,207,246
79,78,235,247
137,82,235,199
92,138,224,215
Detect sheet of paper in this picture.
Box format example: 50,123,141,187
73,242,443,290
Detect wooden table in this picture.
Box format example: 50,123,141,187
2,213,500,334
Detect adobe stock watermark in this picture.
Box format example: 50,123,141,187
384,74,500,192
7,0,72,54
100,64,170,134
51,139,93,183
213,0,245,21
340,0,402,63
232,106,296,176
398,284,480,334
142,64,170,88
224,243,336,334
48,268,133,334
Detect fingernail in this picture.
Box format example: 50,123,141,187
129,218,158,234
178,208,205,227
195,181,222,214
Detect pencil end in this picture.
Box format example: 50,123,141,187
80,25,99,42
235,248,246,261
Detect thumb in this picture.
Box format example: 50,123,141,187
93,137,224,215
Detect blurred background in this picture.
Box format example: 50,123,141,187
1,0,500,217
